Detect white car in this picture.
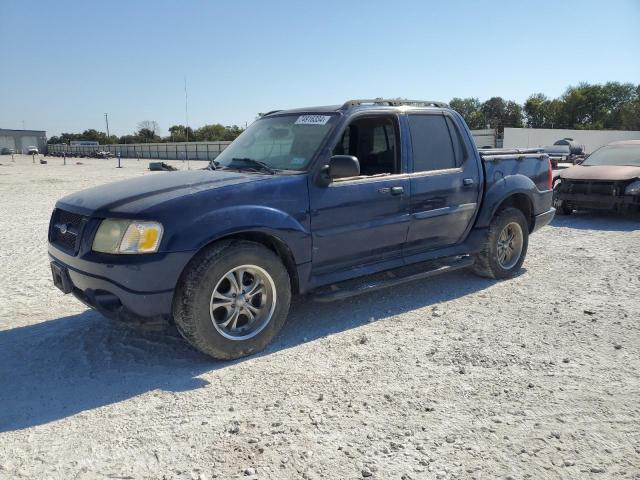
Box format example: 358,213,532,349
27,146,39,155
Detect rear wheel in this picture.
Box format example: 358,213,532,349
472,207,529,279
173,240,291,360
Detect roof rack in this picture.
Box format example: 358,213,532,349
478,148,544,156
261,110,283,117
341,99,449,110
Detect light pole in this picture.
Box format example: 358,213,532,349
184,77,190,170
104,113,110,138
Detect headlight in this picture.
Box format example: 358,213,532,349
625,179,640,196
93,219,163,254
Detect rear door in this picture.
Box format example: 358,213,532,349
403,112,481,258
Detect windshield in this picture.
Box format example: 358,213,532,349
582,144,640,167
214,114,338,171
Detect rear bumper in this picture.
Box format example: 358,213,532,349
556,192,640,212
49,245,195,325
531,208,555,233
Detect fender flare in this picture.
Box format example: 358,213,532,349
175,205,311,264
475,174,537,228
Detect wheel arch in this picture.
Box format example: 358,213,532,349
218,231,300,294
477,175,537,232
177,229,301,296
495,193,534,232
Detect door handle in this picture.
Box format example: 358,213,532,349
463,178,474,187
390,186,404,196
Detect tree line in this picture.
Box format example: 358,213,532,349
450,82,640,130
48,82,640,145
48,121,245,145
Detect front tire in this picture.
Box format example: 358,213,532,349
173,240,291,360
553,183,573,215
472,207,529,279
554,200,573,216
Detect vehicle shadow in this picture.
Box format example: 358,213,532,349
0,269,495,432
549,210,640,232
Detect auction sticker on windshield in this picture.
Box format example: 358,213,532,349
294,115,332,125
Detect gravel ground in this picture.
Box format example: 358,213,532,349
0,155,639,479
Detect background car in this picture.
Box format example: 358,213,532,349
553,140,640,214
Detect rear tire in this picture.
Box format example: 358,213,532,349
472,207,529,279
173,240,291,360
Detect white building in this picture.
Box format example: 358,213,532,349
0,129,47,154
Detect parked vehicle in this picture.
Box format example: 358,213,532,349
0,147,14,155
88,150,114,159
550,138,587,166
553,140,640,214
48,99,555,359
543,145,571,168
27,146,39,155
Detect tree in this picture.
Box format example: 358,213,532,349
194,124,226,141
118,134,139,144
504,101,524,128
481,97,504,128
619,99,640,130
137,120,159,136
136,128,159,143
524,93,548,128
479,97,523,128
601,82,638,129
449,97,486,129
48,129,117,145
167,125,194,142
222,125,243,141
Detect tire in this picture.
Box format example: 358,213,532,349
173,240,291,360
472,207,529,279
553,184,573,215
554,200,573,216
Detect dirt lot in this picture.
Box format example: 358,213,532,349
0,155,639,479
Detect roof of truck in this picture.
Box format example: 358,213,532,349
264,99,450,117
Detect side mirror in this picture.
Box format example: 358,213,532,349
317,155,360,186
330,154,360,177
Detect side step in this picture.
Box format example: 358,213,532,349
312,255,474,302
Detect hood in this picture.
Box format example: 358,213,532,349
559,164,640,182
56,169,269,215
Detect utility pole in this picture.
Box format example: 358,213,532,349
184,77,190,170
104,113,110,138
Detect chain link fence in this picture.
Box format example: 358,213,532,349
47,141,232,161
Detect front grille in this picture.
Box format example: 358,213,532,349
564,181,616,196
50,209,86,254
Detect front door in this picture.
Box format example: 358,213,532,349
309,115,410,277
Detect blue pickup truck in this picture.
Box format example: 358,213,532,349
49,99,555,359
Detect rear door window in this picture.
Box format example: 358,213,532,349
445,116,466,166
408,114,457,172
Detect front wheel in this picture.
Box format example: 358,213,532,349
472,207,529,279
173,240,291,360
553,183,573,215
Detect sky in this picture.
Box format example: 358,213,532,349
1,0,639,137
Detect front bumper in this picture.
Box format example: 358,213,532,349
531,208,555,233
556,192,640,212
49,244,195,325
